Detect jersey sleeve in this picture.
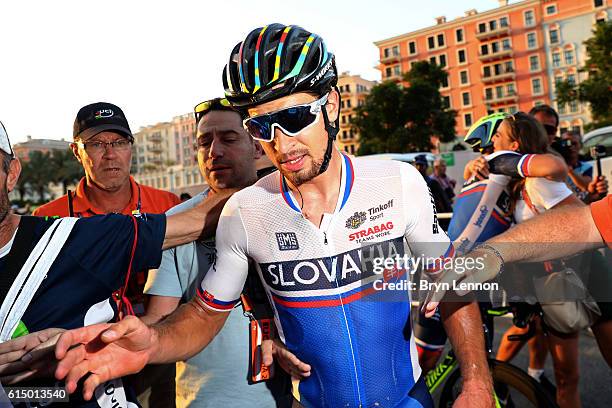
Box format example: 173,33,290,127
526,177,573,210
197,195,249,312
399,164,453,275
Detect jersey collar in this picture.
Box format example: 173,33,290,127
280,153,354,214
72,176,139,216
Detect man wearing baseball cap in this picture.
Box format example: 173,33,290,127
33,102,180,407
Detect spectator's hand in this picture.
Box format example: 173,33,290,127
0,328,65,384
587,176,608,200
467,157,489,180
422,246,504,317
262,339,311,380
55,316,153,400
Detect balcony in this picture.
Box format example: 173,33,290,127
475,25,511,41
479,48,513,62
483,91,519,105
380,53,401,64
147,134,162,142
482,69,515,84
148,143,163,153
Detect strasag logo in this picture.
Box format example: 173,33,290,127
95,109,114,119
276,232,299,251
345,211,367,229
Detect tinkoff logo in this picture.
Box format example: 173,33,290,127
95,109,114,119
345,211,367,229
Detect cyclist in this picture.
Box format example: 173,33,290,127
414,113,568,372
53,24,494,408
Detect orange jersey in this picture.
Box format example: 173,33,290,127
591,194,611,248
33,176,180,218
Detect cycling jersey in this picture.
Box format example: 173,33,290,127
198,154,451,408
448,151,516,254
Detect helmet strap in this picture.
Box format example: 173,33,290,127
318,88,340,175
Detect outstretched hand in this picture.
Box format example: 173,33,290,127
54,316,154,400
422,246,503,317
0,328,65,384
261,339,311,380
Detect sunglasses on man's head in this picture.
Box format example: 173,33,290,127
242,94,329,142
194,98,231,124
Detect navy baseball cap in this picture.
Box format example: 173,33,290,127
413,154,428,165
73,102,133,141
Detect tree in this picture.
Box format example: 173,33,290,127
24,151,53,203
50,149,83,195
353,61,457,155
556,21,612,130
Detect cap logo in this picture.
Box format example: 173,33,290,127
95,109,114,119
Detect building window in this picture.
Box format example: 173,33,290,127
462,91,471,106
442,95,451,108
491,42,500,53
509,105,518,114
505,60,514,72
458,49,466,64
346,84,351,92
340,101,345,109
532,78,543,95
392,45,400,56
464,113,473,128
527,32,537,49
502,39,511,50
430,56,437,65
485,88,493,100
341,116,346,124
342,130,347,139
409,41,416,54
549,29,559,44
545,4,557,15
383,48,390,58
437,33,445,47
567,73,576,85
552,52,561,67
507,83,516,95
456,28,464,43
480,44,488,55
439,54,447,67
441,76,449,88
385,67,392,78
524,10,535,27
346,99,352,108
460,70,469,85
393,65,401,76
564,49,574,65
489,20,497,31
500,17,509,27
428,36,435,49
529,55,540,71
570,100,579,112
478,22,487,33
483,66,491,77
594,0,604,7
496,85,504,98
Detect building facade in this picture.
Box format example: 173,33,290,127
337,73,376,154
13,136,70,162
375,0,610,137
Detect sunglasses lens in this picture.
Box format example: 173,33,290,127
274,106,318,134
245,117,272,141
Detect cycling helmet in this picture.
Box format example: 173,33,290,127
223,23,340,174
464,112,508,152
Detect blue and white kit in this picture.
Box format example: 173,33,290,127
198,155,452,408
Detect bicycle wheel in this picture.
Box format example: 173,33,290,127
438,359,558,408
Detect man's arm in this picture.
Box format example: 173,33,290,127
441,301,493,404
162,190,234,250
141,296,180,326
489,200,603,263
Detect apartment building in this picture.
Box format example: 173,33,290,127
375,0,610,137
13,136,70,162
337,72,376,154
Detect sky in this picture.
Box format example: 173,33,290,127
0,0,514,144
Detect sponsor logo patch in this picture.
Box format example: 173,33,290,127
345,211,367,229
276,232,299,251
95,109,114,119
